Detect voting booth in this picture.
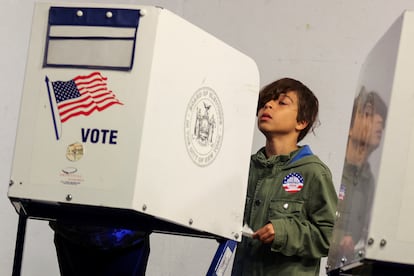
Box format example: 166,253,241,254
327,11,414,275
8,3,259,274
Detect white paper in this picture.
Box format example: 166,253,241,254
242,223,254,238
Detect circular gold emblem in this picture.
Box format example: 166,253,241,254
66,142,84,161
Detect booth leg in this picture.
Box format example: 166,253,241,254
12,212,28,276
206,239,237,276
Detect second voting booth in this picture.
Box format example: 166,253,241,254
327,11,414,275
8,3,260,275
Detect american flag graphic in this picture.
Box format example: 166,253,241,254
282,172,304,193
50,71,123,123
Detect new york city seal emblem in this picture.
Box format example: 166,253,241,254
184,87,224,167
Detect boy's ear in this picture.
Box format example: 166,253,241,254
296,120,309,131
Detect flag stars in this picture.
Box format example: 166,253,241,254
283,172,304,183
52,80,81,103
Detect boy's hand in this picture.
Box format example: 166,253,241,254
253,223,275,244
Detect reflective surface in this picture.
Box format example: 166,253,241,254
328,87,388,270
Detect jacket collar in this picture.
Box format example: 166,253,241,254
254,145,313,166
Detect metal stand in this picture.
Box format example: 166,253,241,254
12,212,28,276
327,260,414,276
206,239,237,276
10,199,240,276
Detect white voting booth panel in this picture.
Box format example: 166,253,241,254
8,3,259,241
327,11,414,273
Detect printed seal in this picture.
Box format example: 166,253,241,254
184,87,224,167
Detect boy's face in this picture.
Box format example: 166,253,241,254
349,102,384,149
257,91,306,137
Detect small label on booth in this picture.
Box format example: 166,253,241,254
60,167,84,185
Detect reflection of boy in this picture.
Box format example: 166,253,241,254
336,87,387,259
232,78,337,275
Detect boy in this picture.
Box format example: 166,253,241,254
232,78,338,275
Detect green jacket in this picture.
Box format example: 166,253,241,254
232,146,338,276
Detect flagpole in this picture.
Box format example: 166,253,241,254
45,76,61,140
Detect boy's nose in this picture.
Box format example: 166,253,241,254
264,102,273,109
